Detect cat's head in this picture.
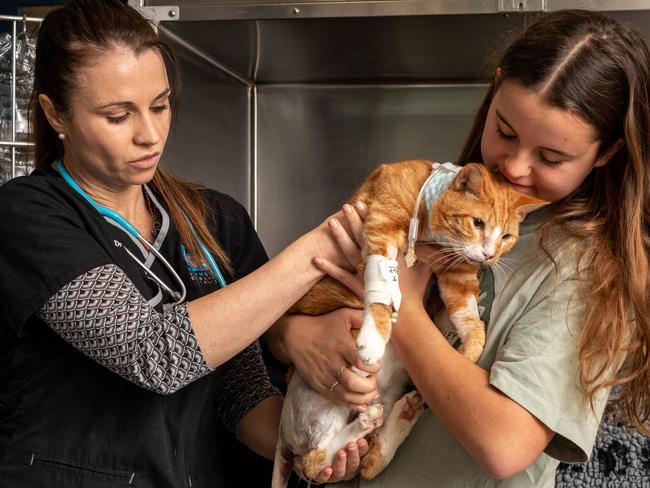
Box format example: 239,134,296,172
427,163,546,266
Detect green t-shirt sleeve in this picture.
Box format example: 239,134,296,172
489,270,608,463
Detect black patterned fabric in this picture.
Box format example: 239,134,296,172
38,264,213,395
215,339,281,435
0,169,278,486
557,414,650,487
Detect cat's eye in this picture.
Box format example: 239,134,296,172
473,217,484,229
502,233,512,240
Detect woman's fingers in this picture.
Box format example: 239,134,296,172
313,256,364,299
328,218,363,268
350,358,381,376
313,466,333,484
315,441,366,483
356,437,369,457
333,387,377,410
330,364,380,409
343,202,367,251
339,366,377,394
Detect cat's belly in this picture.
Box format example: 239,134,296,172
280,373,351,451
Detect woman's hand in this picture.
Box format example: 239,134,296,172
312,438,369,483
283,309,380,410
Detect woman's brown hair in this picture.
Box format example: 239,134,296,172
459,10,650,432
31,0,232,275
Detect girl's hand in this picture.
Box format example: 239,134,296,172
313,201,368,298
314,202,368,272
395,245,436,307
313,438,370,483
284,309,380,410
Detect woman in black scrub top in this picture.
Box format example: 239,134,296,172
0,1,377,486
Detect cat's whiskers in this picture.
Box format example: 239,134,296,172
424,247,460,268
436,252,469,275
493,256,515,274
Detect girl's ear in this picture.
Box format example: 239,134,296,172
594,138,624,168
38,94,66,134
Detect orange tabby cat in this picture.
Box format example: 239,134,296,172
272,160,545,486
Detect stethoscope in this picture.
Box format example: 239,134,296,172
56,159,227,305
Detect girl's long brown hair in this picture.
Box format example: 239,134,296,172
459,10,650,433
31,0,231,276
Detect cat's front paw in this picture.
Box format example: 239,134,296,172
356,319,386,365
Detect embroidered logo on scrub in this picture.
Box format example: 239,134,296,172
181,244,217,285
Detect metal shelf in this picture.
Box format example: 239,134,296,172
130,0,650,22
0,14,41,183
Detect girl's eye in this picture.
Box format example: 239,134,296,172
496,123,517,140
151,104,169,114
473,217,484,229
539,152,564,166
107,114,129,124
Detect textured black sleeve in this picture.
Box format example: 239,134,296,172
37,264,213,394
214,339,282,436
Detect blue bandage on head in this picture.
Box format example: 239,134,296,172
405,162,462,267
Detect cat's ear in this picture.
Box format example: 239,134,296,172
452,163,484,197
514,194,548,220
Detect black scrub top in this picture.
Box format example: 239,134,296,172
0,166,271,488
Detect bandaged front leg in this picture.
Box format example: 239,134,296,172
356,255,401,364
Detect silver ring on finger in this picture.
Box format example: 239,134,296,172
336,365,347,380
329,380,341,392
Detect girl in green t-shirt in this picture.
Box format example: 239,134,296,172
272,9,650,487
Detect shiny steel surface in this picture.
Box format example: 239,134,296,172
138,0,650,21
155,4,650,256
160,33,252,209
163,14,524,83
255,84,486,255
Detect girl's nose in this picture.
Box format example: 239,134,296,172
502,151,532,179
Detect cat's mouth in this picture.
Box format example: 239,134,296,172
465,256,484,266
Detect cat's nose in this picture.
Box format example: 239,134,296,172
482,250,495,260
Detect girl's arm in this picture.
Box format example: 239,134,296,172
386,257,554,479
394,299,553,478
314,249,554,479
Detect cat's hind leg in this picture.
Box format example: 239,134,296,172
301,404,384,480
360,390,425,480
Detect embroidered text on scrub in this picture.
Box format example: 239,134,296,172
405,162,462,267
365,254,402,312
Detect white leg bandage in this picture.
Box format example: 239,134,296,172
364,255,401,311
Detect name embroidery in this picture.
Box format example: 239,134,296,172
181,244,216,285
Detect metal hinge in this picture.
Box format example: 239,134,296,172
127,2,180,22
498,0,546,13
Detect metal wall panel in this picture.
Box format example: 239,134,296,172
160,37,252,208
156,6,650,257
255,84,486,256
